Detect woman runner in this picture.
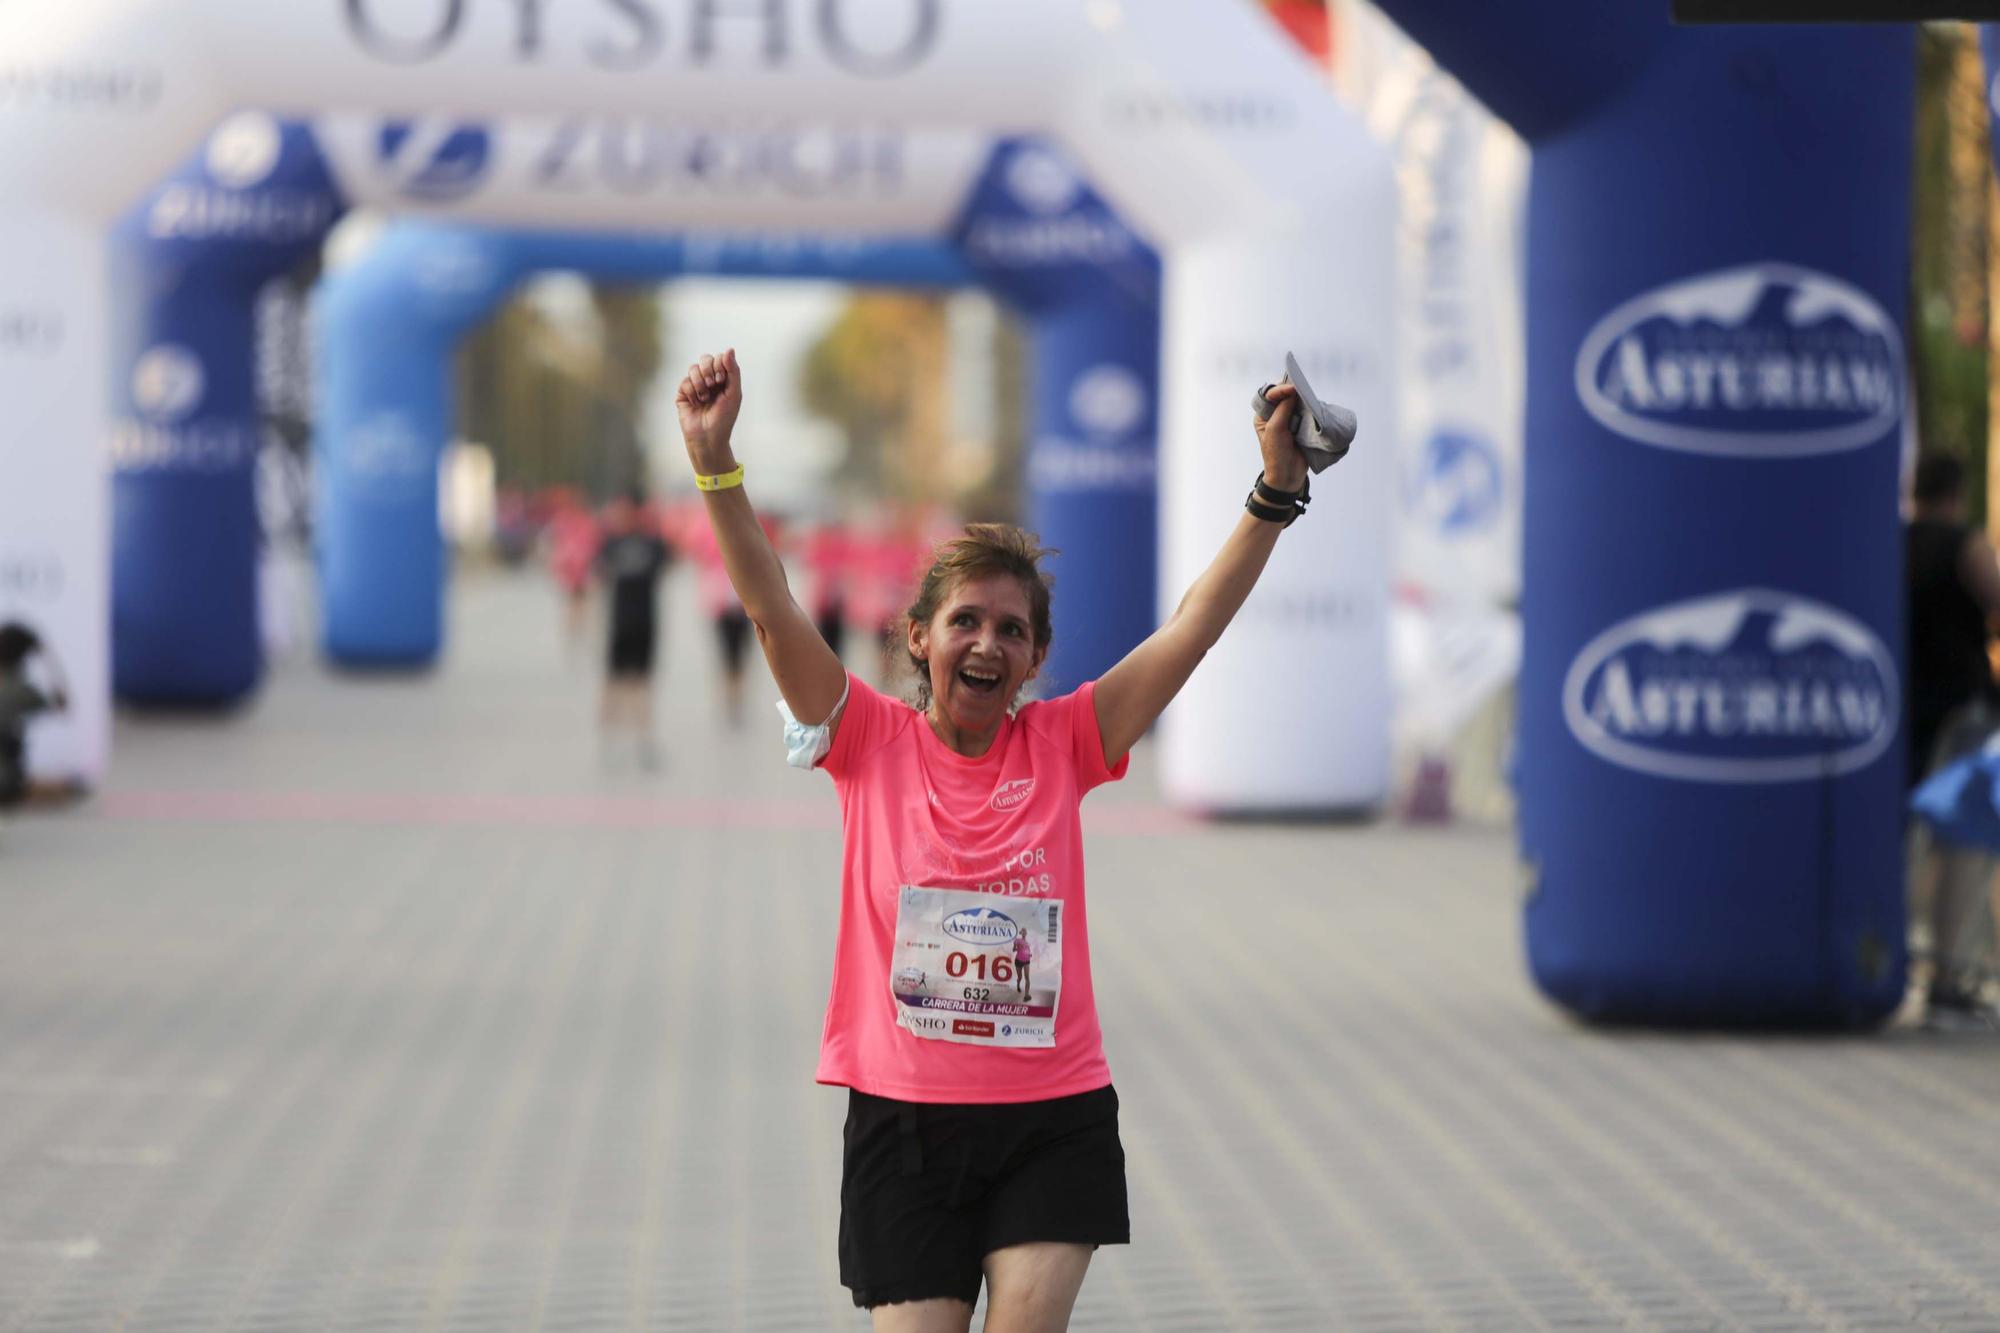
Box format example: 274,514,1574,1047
676,347,1315,1331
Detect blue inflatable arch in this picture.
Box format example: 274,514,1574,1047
111,115,344,703
316,138,1161,695
1376,3,1913,1026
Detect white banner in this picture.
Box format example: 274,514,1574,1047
0,212,107,780
314,113,990,235
1158,222,1399,812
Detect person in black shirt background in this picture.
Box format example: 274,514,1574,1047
1904,453,2000,1028
0,622,69,810
595,489,675,771
1905,454,2000,786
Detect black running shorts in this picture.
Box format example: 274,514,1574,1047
715,609,752,673
838,1084,1129,1311
607,624,656,678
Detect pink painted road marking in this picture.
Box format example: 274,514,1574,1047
95,790,1194,836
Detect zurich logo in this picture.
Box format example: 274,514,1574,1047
1406,429,1502,535
1575,262,1902,458
205,112,283,190
1069,365,1145,436
1003,146,1082,215
131,345,204,423
943,907,1019,946
375,120,493,202
1563,588,1898,784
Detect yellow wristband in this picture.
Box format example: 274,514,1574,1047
693,464,745,492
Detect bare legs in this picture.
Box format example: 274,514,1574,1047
599,676,658,769
868,1243,1092,1333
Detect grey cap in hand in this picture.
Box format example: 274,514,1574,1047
1252,351,1356,473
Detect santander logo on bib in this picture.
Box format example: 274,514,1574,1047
991,778,1035,811
1563,588,1898,784
1575,262,1902,458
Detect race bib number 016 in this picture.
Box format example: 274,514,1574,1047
891,885,1062,1048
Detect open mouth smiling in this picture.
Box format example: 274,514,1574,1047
957,666,1003,696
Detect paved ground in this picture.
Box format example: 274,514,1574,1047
2,567,1998,1332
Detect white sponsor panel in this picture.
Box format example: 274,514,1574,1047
0,214,107,780
1158,222,1398,811
1562,588,1899,784
1335,11,1528,777
1575,262,1904,458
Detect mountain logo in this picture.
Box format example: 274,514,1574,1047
1563,588,1898,783
1575,262,1902,458
943,907,1020,946
991,778,1036,812
375,120,493,202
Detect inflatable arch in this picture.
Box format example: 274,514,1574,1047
112,116,344,704
107,113,1001,700
0,1,1397,814
312,135,1164,693
1372,4,1913,1025
112,119,1162,702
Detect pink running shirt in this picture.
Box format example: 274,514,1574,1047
813,672,1128,1103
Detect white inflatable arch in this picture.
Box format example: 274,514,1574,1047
0,0,1395,811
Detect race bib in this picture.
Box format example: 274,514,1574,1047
890,885,1062,1048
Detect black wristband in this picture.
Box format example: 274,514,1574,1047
1245,489,1298,526
1253,471,1308,506
1246,471,1309,527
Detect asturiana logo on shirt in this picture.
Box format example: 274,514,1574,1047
991,778,1036,811
943,907,1020,946
1562,588,1898,784
1574,262,1902,458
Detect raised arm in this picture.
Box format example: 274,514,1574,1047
1092,384,1306,766
678,349,847,727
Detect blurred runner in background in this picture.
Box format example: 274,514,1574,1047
801,516,855,662
594,490,674,770
545,487,602,662
677,498,784,729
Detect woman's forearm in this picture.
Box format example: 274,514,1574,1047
1166,512,1285,651
697,466,797,627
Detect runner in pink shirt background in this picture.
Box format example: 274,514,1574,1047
675,345,1315,1332
671,499,783,729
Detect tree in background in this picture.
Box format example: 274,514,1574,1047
591,284,667,496
1912,22,1990,525
798,290,1029,521
955,313,1028,524
798,291,951,501
456,281,667,501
